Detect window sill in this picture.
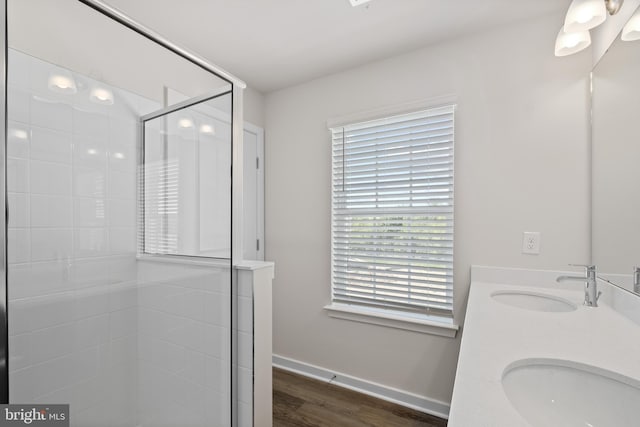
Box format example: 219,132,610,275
324,303,459,338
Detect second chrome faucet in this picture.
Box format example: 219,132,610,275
556,264,601,307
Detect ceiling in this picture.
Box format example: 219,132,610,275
101,0,570,93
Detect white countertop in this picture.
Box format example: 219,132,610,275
448,266,640,426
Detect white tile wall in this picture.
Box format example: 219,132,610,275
30,127,72,164
136,261,237,427
7,49,247,427
7,50,142,427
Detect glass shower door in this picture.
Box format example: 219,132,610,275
4,0,241,425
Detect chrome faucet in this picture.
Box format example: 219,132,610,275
556,264,601,307
634,266,640,294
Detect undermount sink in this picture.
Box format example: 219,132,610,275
502,359,640,426
491,290,577,312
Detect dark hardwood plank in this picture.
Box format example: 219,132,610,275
273,367,448,427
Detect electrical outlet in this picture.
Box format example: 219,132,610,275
522,232,541,255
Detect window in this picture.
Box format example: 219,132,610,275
329,105,455,322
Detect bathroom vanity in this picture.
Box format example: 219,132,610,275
448,266,640,426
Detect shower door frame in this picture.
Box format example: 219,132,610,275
1,1,247,425
0,0,8,405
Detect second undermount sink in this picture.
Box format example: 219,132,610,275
491,290,577,312
502,358,640,427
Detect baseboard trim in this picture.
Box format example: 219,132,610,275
272,354,450,420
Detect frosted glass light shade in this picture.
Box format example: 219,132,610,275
178,118,194,128
564,0,607,32
555,26,591,56
622,9,640,41
199,124,215,135
90,87,114,105
48,72,77,94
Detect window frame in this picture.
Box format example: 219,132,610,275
325,97,459,337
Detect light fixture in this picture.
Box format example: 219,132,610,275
349,0,372,7
605,0,624,14
178,118,194,129
555,26,592,56
11,129,28,140
90,87,114,105
564,0,607,32
48,71,77,94
199,124,215,135
557,0,625,56
113,152,125,160
621,7,640,41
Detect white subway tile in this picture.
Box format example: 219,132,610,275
9,293,76,335
238,296,253,333
109,227,135,254
205,355,228,393
74,315,109,350
31,95,72,133
73,106,109,136
7,87,30,124
8,49,30,89
74,197,106,227
154,339,186,373
7,121,30,159
69,375,106,413
30,161,72,196
8,229,30,264
9,333,33,372
109,307,137,339
238,366,253,404
70,258,110,289
108,171,135,199
204,291,230,327
203,324,229,359
75,288,110,320
7,263,32,300
108,335,137,368
73,167,106,198
30,195,72,227
31,127,72,164
74,227,109,258
10,367,37,401
30,322,75,365
73,135,107,170
31,229,72,262
7,158,29,193
108,199,134,227
28,261,73,295
68,346,100,385
8,192,30,228
238,331,252,369
108,282,137,312
180,350,206,386
205,388,230,427
107,256,137,284
238,401,253,427
108,150,136,173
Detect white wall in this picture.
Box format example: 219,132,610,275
264,12,591,407
244,87,266,128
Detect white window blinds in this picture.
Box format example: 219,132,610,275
330,105,455,317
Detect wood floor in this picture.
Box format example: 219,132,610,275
273,368,448,427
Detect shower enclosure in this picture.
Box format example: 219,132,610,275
1,0,249,425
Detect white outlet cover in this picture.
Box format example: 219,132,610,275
522,231,541,255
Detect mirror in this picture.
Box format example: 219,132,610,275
592,5,640,291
